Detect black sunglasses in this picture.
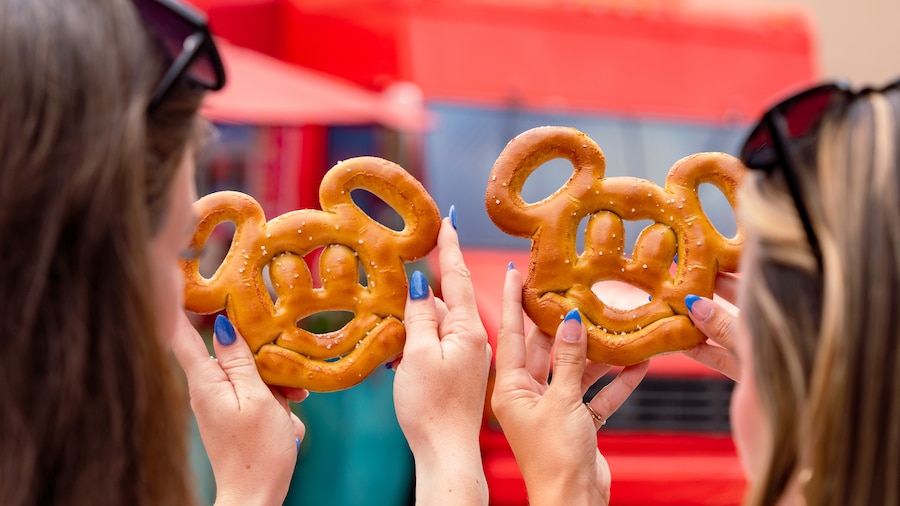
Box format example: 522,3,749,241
133,0,226,111
739,78,900,272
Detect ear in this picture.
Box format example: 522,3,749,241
665,153,745,272
486,126,607,240
318,157,441,261
182,190,267,315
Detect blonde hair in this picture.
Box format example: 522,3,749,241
738,89,900,505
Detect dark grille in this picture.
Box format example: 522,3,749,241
584,375,733,433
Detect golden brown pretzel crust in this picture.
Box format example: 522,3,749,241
182,157,441,391
486,126,744,365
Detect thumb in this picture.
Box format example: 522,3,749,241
399,270,439,361
549,309,588,399
685,294,737,353
212,314,269,392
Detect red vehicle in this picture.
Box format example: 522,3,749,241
194,1,819,503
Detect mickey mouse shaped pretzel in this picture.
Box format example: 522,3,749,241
183,157,441,391
486,126,744,365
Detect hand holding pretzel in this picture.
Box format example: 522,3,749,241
182,157,441,391
485,126,745,365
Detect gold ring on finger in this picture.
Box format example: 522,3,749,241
584,402,606,429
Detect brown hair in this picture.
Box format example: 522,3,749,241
739,88,900,505
0,1,203,504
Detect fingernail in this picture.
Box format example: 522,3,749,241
214,314,237,346
409,270,429,300
561,309,582,342
685,294,711,321
507,261,515,271
449,205,457,230
648,295,653,302
296,437,301,452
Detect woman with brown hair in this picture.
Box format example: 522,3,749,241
0,0,307,503
0,1,493,504
491,78,900,505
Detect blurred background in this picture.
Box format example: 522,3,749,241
691,0,900,85
182,0,898,504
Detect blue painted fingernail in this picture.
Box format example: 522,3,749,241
410,270,429,300
214,314,237,346
449,205,457,230
564,309,581,324
685,294,711,321
561,309,583,342
507,261,515,271
684,294,700,313
296,437,301,452
648,295,653,301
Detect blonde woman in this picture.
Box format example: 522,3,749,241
492,80,900,505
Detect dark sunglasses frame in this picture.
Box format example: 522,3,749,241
134,0,226,111
738,78,900,272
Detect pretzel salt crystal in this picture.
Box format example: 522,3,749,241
486,126,744,365
183,157,441,391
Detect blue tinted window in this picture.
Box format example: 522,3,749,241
424,103,747,249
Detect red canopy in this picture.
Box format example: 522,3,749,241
201,39,428,130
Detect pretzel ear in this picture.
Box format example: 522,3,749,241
320,157,440,260
665,153,745,273
486,126,606,238
183,191,267,315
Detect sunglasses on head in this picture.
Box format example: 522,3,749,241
133,0,226,111
738,78,900,272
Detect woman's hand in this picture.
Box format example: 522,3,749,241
171,313,307,506
392,214,492,506
682,272,741,381
491,267,648,506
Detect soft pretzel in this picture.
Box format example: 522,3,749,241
486,126,744,365
182,157,441,391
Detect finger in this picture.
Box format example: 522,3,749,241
713,272,741,305
268,384,292,412
272,385,310,405
433,297,449,326
546,309,588,400
683,342,739,381
581,360,614,392
436,214,479,317
386,353,403,371
685,295,738,353
211,314,270,398
524,324,553,384
171,312,226,384
402,269,440,357
432,216,490,352
291,412,307,444
495,267,527,374
586,361,649,421
282,387,310,404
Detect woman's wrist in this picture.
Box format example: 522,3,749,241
527,488,607,506
522,467,608,506
213,482,290,506
411,437,488,506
